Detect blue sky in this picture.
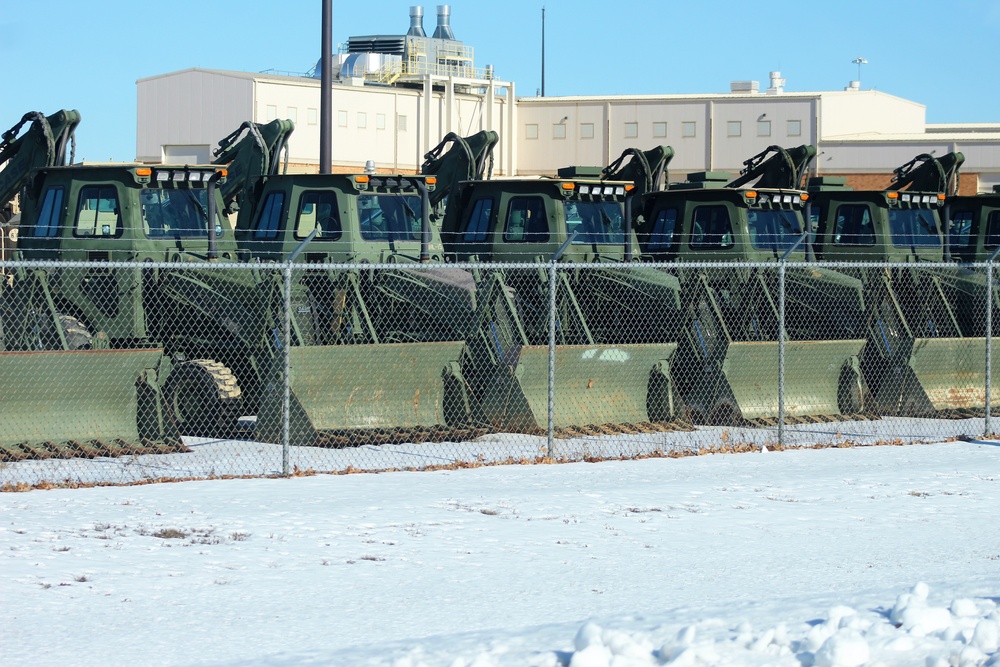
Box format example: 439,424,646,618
3,0,998,162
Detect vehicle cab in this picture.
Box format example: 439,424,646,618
636,172,810,262
439,169,636,263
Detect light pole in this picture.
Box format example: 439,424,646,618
852,57,868,87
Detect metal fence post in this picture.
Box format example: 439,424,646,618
777,260,786,447
282,261,293,476
987,262,994,437
547,260,557,456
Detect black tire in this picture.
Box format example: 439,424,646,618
164,359,243,438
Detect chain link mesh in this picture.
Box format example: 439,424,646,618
0,258,992,487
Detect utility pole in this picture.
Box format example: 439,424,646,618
320,0,333,173
541,6,546,97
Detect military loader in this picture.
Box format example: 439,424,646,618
433,146,686,433
0,110,184,459
635,145,870,425
808,150,993,416
206,124,508,447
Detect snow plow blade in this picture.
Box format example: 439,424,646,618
257,342,468,448
873,337,997,416
683,339,868,424
458,343,681,432
0,349,182,461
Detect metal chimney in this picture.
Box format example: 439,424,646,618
407,6,426,37
432,4,455,40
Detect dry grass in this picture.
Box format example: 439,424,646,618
0,434,963,493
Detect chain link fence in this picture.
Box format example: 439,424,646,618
0,258,995,487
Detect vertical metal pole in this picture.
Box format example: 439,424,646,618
540,6,546,97
987,262,993,436
547,260,557,455
319,0,333,174
282,262,293,475
777,261,786,447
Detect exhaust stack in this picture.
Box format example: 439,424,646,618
407,6,426,37
432,4,455,40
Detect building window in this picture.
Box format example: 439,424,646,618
398,115,407,132
553,123,566,140
307,108,318,125
787,120,802,137
266,105,278,121
653,122,667,138
757,120,771,137
337,110,348,127
287,107,298,124
357,112,367,129
526,123,539,140
376,113,386,130
682,121,696,138
624,122,638,139
580,123,594,139
727,121,742,137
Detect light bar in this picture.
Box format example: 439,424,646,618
172,172,185,182
156,172,169,182
614,186,625,196
901,193,911,202
578,185,590,195
188,172,203,182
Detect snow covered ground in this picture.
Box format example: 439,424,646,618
2,439,999,666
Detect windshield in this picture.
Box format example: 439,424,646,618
889,209,941,248
359,194,423,241
563,201,625,245
141,188,223,238
748,209,806,253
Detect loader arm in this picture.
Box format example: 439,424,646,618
420,130,499,210
0,110,81,213
212,119,295,216
889,152,964,195
727,144,816,190
602,145,674,199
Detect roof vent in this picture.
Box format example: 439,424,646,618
432,5,456,40
845,80,861,91
407,6,426,37
730,80,759,94
766,71,785,95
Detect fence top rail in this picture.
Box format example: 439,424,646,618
1,258,999,272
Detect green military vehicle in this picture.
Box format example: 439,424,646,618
432,146,685,433
211,125,500,447
0,110,187,459
635,145,870,425
808,151,993,416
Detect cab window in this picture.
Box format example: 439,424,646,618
690,205,733,249
75,186,122,237
889,209,941,248
833,204,875,246
504,197,548,243
949,210,973,250
985,211,1000,249
359,194,422,241
141,188,223,238
564,201,624,245
296,191,341,240
648,207,678,252
34,187,64,238
463,197,493,243
254,192,285,240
